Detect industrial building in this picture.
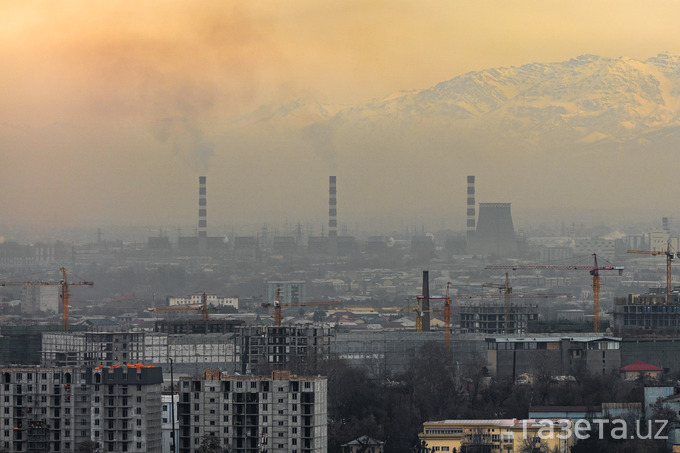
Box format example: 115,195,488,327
0,364,163,453
486,336,622,381
332,331,488,376
465,176,519,257
177,370,327,453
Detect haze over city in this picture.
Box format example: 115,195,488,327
3,1,680,241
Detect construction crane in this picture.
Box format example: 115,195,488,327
416,282,452,353
627,242,678,305
261,288,340,326
482,273,513,333
485,254,623,333
148,292,217,320
1,267,93,332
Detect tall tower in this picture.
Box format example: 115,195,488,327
467,176,476,238
198,176,207,254
422,270,430,332
328,176,338,255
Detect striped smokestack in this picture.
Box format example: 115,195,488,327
328,176,338,254
467,175,476,234
329,176,337,238
198,176,207,253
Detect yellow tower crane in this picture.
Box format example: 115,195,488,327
627,242,677,305
1,267,93,332
262,288,340,326
486,254,623,333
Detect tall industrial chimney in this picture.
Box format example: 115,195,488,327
198,176,207,254
422,270,430,332
328,176,338,254
467,176,476,234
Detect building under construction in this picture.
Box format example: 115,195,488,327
613,288,680,334
457,301,539,335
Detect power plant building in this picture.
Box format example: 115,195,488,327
465,177,518,257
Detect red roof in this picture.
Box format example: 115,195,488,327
620,360,663,372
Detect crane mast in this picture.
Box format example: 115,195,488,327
627,242,677,305
262,288,340,326
1,267,93,332
486,254,623,333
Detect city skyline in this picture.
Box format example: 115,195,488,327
2,2,680,232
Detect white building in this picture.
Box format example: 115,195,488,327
167,294,238,310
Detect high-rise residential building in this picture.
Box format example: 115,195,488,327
177,370,327,453
0,364,163,453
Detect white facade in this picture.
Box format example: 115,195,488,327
167,294,238,309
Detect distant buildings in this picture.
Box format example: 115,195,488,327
167,294,239,310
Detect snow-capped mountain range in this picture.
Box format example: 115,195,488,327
235,53,680,151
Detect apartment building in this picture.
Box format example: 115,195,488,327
419,419,574,452
234,326,335,375
0,364,163,453
42,332,145,367
177,370,327,453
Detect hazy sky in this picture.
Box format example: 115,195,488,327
2,1,680,237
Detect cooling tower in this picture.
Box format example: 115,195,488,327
471,203,518,256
